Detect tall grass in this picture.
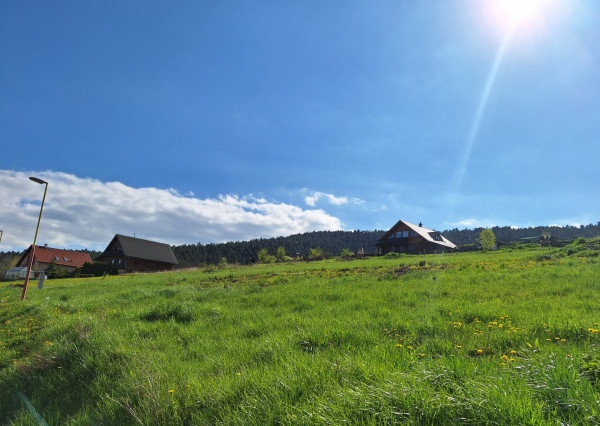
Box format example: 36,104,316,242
1,246,599,424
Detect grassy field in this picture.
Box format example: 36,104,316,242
1,242,600,424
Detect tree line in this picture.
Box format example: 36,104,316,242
1,223,599,276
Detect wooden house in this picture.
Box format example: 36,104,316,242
375,220,456,254
16,245,93,276
96,234,177,273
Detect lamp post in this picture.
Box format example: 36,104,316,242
21,177,48,301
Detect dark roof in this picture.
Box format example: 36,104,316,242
17,246,93,268
99,234,178,265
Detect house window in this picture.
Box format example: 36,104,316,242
63,257,69,262
54,256,60,261
111,259,115,264
409,245,414,251
118,259,122,264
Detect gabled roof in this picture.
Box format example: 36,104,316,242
99,234,178,265
17,246,93,268
378,220,457,249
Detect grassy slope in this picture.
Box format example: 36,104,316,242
1,247,600,424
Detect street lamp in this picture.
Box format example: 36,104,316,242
21,177,48,301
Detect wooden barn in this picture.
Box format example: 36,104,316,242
16,245,93,276
96,234,178,273
375,220,457,254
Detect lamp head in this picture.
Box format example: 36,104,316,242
29,177,47,185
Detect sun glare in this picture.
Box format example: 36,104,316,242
483,0,561,38
496,0,542,25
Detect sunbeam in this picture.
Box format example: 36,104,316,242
452,26,515,199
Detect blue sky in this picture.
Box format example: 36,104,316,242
1,1,599,251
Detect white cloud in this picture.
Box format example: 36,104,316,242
304,190,363,207
447,218,496,229
0,170,343,251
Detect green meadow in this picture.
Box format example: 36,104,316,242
1,242,600,424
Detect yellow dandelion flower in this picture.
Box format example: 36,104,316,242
502,355,509,360
420,353,426,357
477,349,483,354
169,389,174,393
396,344,403,347
510,350,517,354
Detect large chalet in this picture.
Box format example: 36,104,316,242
375,220,457,254
96,234,178,273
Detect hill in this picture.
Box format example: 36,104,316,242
1,241,600,424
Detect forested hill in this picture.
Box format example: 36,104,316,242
172,223,600,267
442,223,600,246
173,230,385,267
2,223,598,272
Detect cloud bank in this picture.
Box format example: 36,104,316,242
0,170,343,251
304,190,364,207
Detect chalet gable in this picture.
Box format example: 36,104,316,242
376,220,456,254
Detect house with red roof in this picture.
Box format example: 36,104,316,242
16,245,93,276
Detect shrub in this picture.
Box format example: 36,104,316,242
80,262,118,277
340,248,354,258
257,249,275,264
308,247,324,261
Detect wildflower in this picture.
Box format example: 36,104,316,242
455,345,462,349
396,344,403,347
237,372,242,375
545,338,552,341
510,350,517,355
477,349,483,354
407,346,413,350
169,389,174,393
502,355,509,360
560,339,566,342
509,358,516,362
500,362,506,367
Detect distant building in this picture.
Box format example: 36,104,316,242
96,234,178,273
375,220,457,254
16,245,93,276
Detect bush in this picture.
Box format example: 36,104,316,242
340,248,354,258
257,249,275,264
308,248,324,261
80,262,118,277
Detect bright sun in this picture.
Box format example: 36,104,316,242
496,0,542,25
484,0,561,38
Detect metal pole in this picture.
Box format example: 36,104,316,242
21,178,48,301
